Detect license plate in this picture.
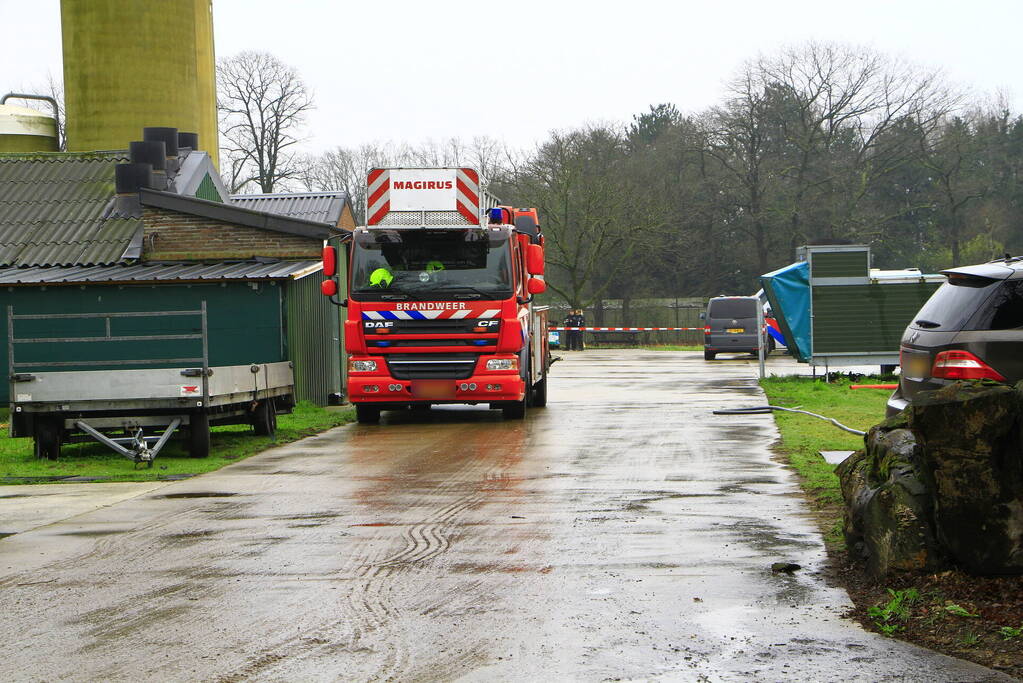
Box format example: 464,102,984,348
726,328,744,334
411,380,455,399
905,355,931,379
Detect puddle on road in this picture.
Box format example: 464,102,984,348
0,532,15,540
59,529,129,537
157,492,238,499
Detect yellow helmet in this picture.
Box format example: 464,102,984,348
369,267,394,287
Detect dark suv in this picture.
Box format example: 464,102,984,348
886,257,1023,417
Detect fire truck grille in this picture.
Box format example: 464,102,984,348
365,319,499,335
386,354,478,380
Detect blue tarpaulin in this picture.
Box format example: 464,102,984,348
760,261,811,362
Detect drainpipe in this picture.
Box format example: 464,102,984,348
1,92,62,149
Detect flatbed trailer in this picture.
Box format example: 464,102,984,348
7,303,294,465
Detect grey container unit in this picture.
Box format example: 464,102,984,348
800,245,944,368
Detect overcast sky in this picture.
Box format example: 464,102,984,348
2,0,1021,153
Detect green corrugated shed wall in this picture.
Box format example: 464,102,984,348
285,274,342,405
811,282,941,354
810,250,870,278
2,277,340,405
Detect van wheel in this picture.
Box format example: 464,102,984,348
34,419,61,460
704,350,716,361
356,405,381,424
189,413,210,458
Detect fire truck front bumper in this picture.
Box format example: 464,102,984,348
347,357,527,404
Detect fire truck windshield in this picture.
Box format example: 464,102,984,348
351,230,513,301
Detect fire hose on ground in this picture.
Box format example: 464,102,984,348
712,405,866,436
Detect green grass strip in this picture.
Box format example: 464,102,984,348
0,401,354,484
759,376,890,547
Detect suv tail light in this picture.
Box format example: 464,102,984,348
931,350,1006,381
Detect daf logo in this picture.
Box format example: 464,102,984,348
364,321,395,329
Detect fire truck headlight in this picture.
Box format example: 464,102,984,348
486,358,518,371
349,360,378,372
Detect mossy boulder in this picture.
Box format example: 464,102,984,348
839,380,1023,576
837,426,945,576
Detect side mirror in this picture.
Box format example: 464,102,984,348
527,277,546,295
698,312,706,320
322,246,337,277
526,244,545,275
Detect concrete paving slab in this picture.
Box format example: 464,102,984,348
0,482,171,536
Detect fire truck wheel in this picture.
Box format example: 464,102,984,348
531,375,548,408
33,419,61,461
502,398,527,420
356,405,381,424
704,350,716,361
252,398,277,437
189,413,210,458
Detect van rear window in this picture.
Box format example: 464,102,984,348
708,299,757,319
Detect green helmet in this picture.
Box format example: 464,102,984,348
369,267,394,287
426,260,445,272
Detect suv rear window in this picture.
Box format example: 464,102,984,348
911,275,1000,331
968,279,1023,330
708,299,757,319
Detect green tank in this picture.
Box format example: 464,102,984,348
60,0,219,167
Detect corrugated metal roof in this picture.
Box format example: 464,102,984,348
0,152,138,267
230,192,348,226
0,260,323,284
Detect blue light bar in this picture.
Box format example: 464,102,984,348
489,208,503,223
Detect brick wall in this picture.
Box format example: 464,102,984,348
142,206,321,260
337,204,357,231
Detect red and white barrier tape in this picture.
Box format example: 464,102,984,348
549,326,703,331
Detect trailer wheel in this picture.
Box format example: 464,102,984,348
252,398,277,437
189,413,210,458
704,350,716,361
356,405,381,424
531,375,548,408
33,419,61,461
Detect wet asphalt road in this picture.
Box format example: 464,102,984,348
0,350,1011,682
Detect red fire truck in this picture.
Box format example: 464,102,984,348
320,167,551,424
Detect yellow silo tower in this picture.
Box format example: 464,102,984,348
60,0,219,167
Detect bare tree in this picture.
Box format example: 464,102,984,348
217,51,313,193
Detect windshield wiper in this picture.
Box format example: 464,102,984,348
433,285,504,299
914,319,941,328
